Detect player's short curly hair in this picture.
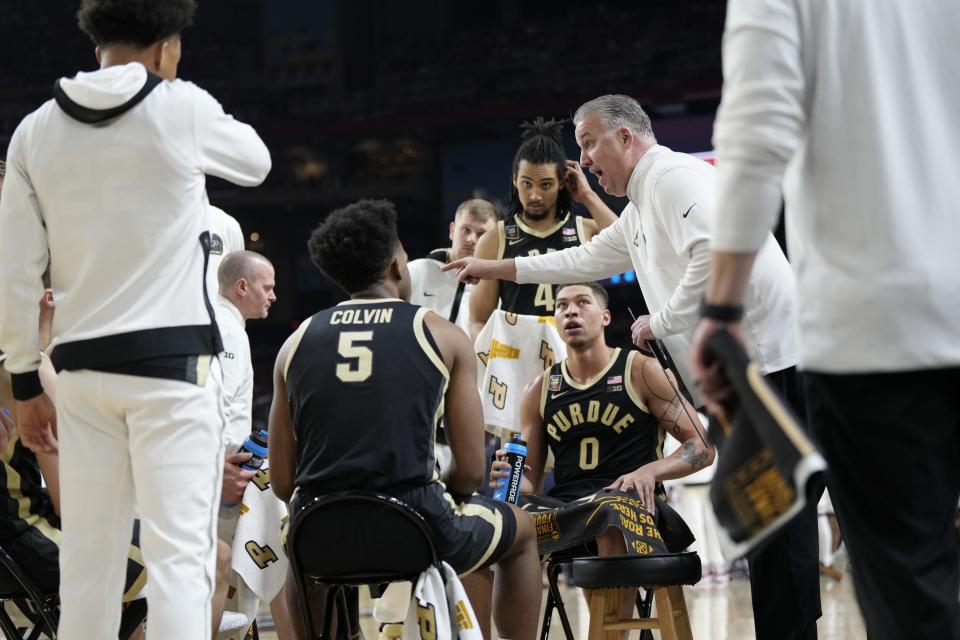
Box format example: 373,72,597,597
77,0,197,48
308,199,400,294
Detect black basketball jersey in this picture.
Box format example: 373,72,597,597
284,299,448,494
0,435,59,542
497,212,588,316
540,348,664,501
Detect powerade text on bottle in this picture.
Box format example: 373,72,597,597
492,435,527,504
222,429,268,508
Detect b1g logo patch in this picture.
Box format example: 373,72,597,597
562,227,578,242
504,225,520,241
548,374,563,392
606,374,623,393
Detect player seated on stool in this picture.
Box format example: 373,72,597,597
490,282,714,629
0,282,234,640
269,199,541,640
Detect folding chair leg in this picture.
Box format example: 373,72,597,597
540,584,555,640
321,587,338,640
336,588,353,640
636,588,654,640
292,576,315,640
15,597,58,640
546,563,575,640
27,626,46,640
0,607,23,640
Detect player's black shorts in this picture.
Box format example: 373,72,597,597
393,482,517,575
3,519,147,601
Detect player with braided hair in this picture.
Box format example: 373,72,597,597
468,117,617,340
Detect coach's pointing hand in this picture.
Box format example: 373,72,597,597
442,257,517,285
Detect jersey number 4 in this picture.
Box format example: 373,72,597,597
527,248,557,312
336,331,373,382
534,284,555,312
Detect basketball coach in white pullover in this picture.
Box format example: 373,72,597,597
692,2,960,638
0,1,271,638
446,95,821,639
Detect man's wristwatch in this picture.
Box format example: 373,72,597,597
699,299,744,322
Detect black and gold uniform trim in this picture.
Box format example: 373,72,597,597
540,349,663,502
496,212,588,317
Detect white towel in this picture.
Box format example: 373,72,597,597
474,310,566,438
403,562,482,640
217,460,290,640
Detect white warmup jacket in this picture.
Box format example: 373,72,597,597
516,145,797,406
407,249,475,336
713,0,960,372
0,62,270,395
214,294,254,451
208,205,246,306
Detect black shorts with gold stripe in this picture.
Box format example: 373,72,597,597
392,482,517,576
4,519,147,602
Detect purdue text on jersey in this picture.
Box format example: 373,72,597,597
540,348,664,501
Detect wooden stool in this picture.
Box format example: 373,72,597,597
569,553,701,640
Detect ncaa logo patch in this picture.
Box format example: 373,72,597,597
548,374,562,392
562,227,578,242
505,225,520,241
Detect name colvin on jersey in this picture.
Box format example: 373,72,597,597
330,308,395,325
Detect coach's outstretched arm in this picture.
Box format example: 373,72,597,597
445,217,632,286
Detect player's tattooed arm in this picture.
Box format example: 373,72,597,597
679,441,710,468
634,353,715,480
640,358,685,438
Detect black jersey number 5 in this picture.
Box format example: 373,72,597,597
336,331,373,382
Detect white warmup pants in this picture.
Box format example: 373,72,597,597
818,489,836,567
55,367,225,640
673,484,728,574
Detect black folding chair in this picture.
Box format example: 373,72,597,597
0,543,59,639
540,547,655,640
0,542,147,640
286,491,442,640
